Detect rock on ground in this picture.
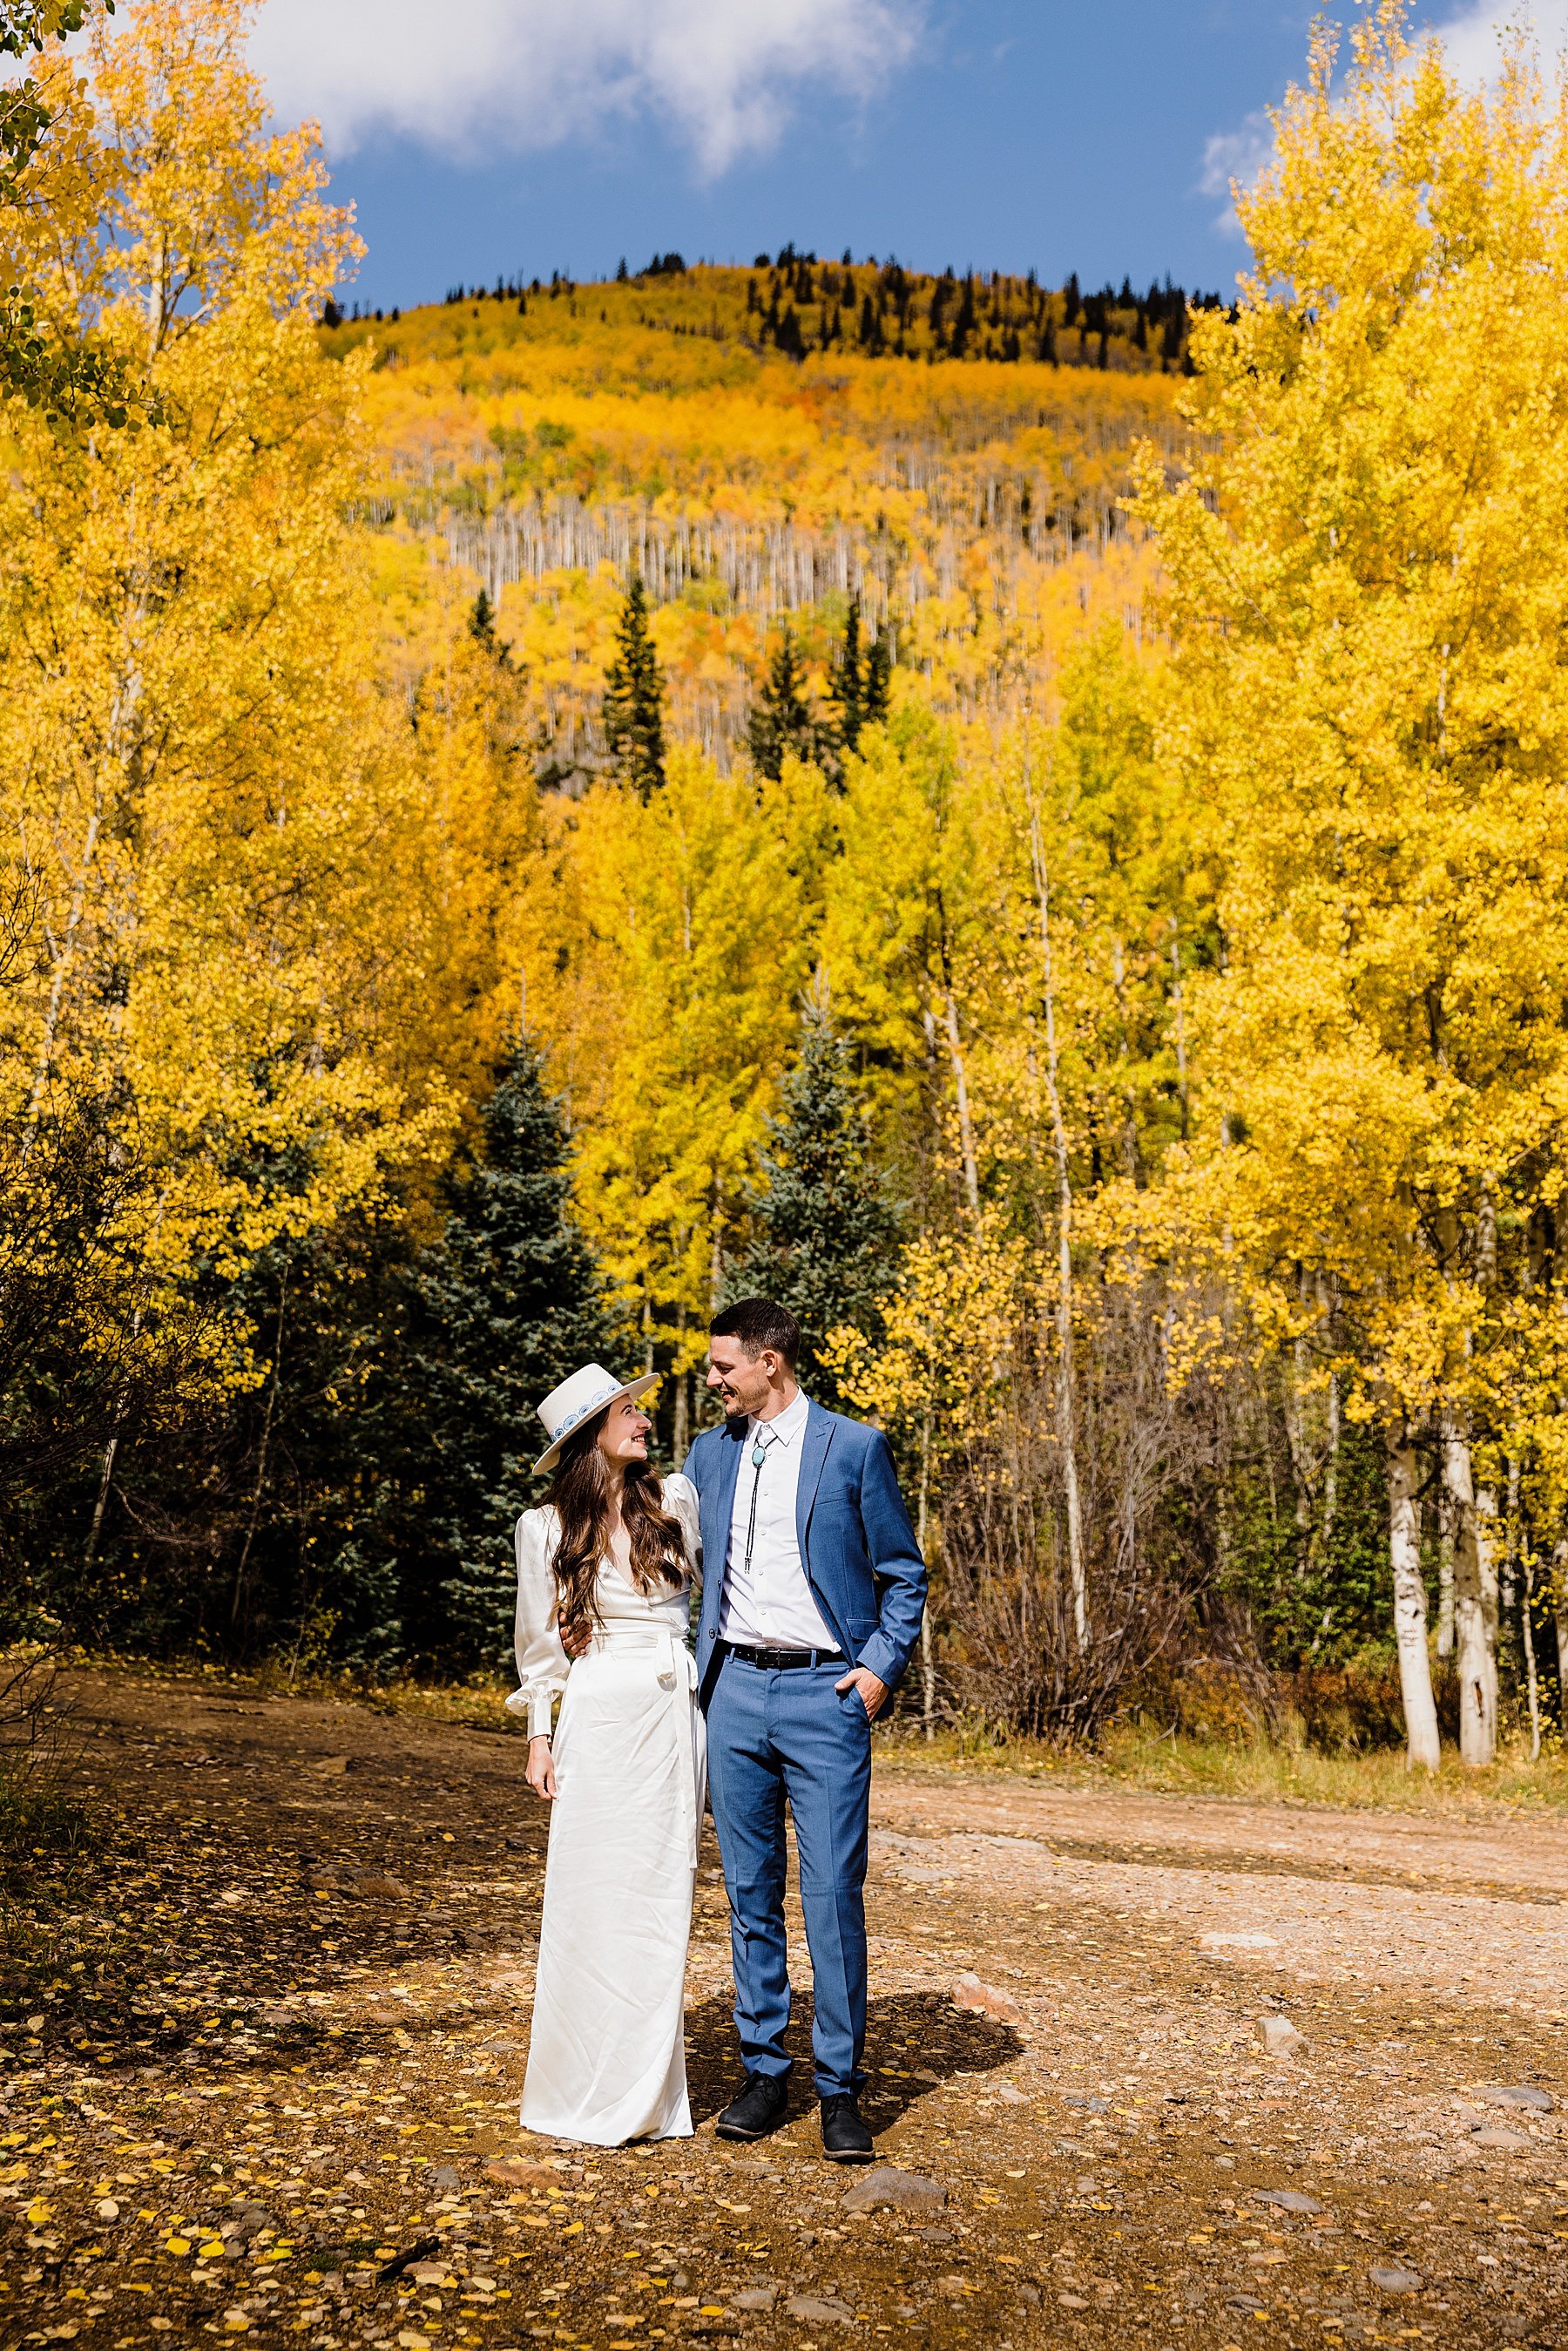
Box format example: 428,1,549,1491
3,1665,1565,2351
839,2164,947,2214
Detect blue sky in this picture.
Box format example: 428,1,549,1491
248,2,1543,313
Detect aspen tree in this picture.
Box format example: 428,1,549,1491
506,746,824,1370
1,0,436,1388
1135,2,1568,1763
1388,1434,1442,1771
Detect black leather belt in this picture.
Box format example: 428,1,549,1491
721,1641,845,1670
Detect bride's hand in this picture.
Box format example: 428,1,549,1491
526,1735,558,1800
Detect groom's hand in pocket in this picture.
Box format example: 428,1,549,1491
835,1665,889,1721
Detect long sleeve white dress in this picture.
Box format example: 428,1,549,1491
507,1472,705,2145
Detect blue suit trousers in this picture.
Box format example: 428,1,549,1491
705,1652,870,2099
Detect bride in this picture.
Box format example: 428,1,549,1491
508,1361,704,2144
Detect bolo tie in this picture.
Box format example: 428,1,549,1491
743,1426,777,1575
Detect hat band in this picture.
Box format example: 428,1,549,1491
547,1380,625,1447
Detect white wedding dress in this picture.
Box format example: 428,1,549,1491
507,1473,706,2144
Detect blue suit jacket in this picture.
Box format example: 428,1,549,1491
684,1400,927,1711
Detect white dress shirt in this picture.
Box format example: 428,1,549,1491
717,1389,839,1651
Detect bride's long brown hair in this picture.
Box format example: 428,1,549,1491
546,1409,689,1638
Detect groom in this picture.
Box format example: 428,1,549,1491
685,1297,927,2162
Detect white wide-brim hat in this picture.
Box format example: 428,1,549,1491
531,1362,659,1475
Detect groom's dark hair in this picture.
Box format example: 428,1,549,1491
711,1296,800,1368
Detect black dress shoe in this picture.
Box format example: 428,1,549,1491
715,2070,789,2141
820,2091,875,2162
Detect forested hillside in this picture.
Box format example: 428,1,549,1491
3,0,1565,1776
325,258,1182,778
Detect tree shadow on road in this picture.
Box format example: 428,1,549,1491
684,1988,1020,2128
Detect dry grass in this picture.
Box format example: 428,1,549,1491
61,1648,1568,1815
875,1712,1568,1815
64,1645,518,1731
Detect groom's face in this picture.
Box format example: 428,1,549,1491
706,1337,774,1422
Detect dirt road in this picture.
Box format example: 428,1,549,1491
1,1672,1564,2351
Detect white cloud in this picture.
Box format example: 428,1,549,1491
1436,1,1568,88
249,0,923,175
1198,8,1568,240
1199,108,1274,238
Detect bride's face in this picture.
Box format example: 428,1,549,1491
597,1394,652,1471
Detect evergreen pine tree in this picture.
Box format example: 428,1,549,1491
730,994,900,1400
470,586,506,660
602,572,666,798
829,594,866,757
747,625,817,779
776,306,806,361
864,627,891,727
402,1044,616,1663
827,594,891,770
952,274,977,357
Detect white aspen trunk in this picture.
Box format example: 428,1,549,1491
941,986,980,1217
1109,935,1139,1177
1523,1555,1541,1763
84,1433,120,1569
1444,1422,1498,1767
672,1296,690,1460
1436,1474,1456,1658
1476,1477,1501,1751
1168,916,1190,1139
23,802,103,1146
708,1176,725,1316
917,1409,936,1741
146,229,166,360
230,1273,289,1630
1388,1436,1442,1771
1554,1539,1568,1734
83,1194,165,1569
1502,1454,1520,1623
1284,1268,1314,1566
1024,789,1087,1652
1320,1270,1340,1551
